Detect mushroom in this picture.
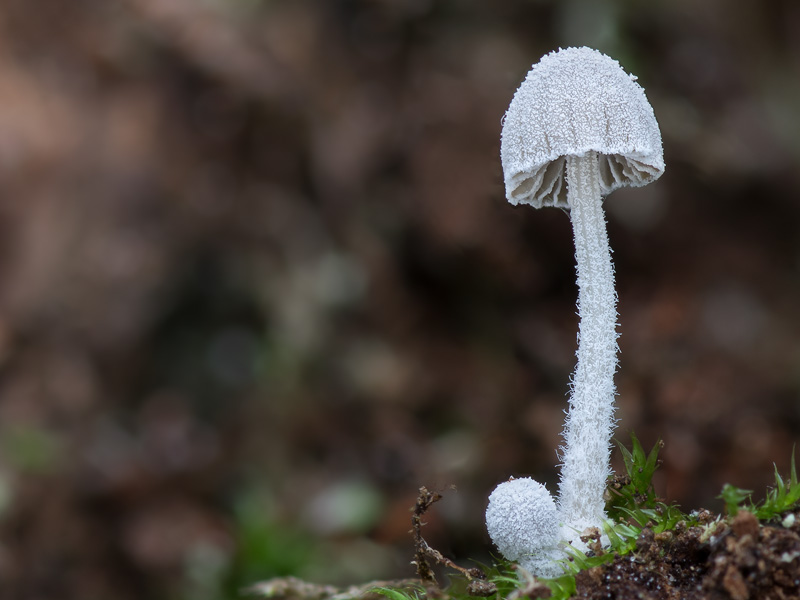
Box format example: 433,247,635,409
485,477,562,578
487,47,664,565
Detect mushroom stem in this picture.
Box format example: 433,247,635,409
558,151,617,536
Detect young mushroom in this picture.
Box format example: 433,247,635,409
487,47,664,570
485,477,563,578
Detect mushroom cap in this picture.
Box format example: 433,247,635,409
485,477,559,564
501,47,664,208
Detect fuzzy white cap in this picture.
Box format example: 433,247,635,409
485,477,563,577
501,46,664,209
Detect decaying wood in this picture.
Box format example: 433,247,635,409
246,576,422,600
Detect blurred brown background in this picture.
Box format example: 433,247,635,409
1,0,800,598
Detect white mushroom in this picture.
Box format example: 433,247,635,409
485,478,562,578
491,47,664,559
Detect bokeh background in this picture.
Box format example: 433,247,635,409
1,0,800,598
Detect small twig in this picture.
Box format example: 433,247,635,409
410,486,488,590
411,486,442,585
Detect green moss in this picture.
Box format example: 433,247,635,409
719,449,800,522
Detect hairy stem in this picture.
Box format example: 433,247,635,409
558,151,617,535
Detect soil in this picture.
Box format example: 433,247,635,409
573,510,800,599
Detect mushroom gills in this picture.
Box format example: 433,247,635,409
508,157,566,207
510,153,662,209
598,154,663,190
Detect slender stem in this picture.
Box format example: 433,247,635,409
558,151,618,534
